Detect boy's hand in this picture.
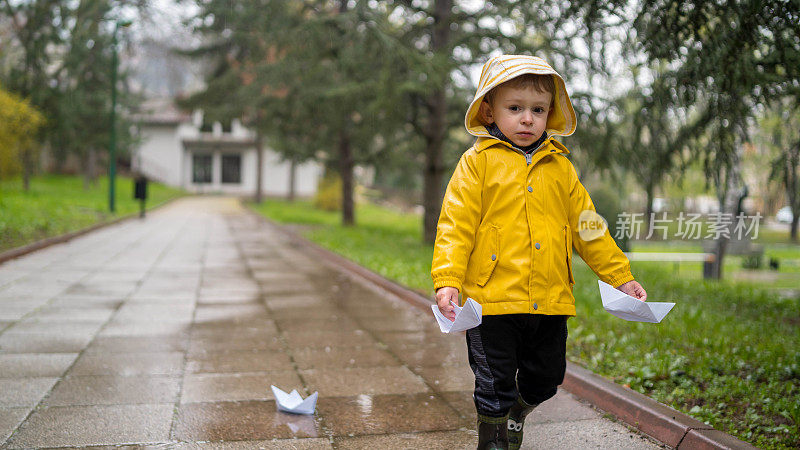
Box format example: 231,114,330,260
617,280,647,301
435,287,460,321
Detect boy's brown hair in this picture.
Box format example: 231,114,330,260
483,74,555,105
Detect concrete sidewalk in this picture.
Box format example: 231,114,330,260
0,197,665,448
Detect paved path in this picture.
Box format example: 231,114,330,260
0,197,664,449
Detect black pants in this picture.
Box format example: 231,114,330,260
466,314,568,418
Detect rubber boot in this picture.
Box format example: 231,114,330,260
477,414,509,450
507,397,538,450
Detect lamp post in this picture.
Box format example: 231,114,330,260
109,18,132,213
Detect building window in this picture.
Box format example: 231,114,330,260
221,154,241,184
192,154,212,183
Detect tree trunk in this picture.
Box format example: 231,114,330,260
254,130,264,204
710,159,741,280
21,149,32,192
644,182,654,237
83,167,90,191
339,129,355,226
288,158,296,202
786,149,798,242
334,0,353,226
83,149,96,190
422,0,452,244
711,237,727,279
88,148,97,187
423,113,445,243
54,145,65,173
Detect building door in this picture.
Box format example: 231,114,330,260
192,154,212,183
221,154,241,184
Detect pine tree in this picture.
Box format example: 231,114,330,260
572,0,800,277
1,0,146,188
386,0,626,242
634,0,800,277
1,0,62,188
184,0,407,224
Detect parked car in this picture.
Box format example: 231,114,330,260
776,206,794,223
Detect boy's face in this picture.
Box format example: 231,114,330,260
480,84,552,148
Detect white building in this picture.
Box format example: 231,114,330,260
133,99,321,197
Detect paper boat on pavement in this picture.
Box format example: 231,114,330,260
271,385,318,415
431,297,482,333
598,280,675,323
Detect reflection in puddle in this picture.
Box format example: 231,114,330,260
356,393,373,417
274,411,318,437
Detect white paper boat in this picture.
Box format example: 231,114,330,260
598,280,675,323
431,297,482,333
271,385,318,415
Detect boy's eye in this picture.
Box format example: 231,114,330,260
533,107,545,113
509,106,520,111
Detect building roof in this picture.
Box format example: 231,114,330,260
182,137,256,150
135,97,192,125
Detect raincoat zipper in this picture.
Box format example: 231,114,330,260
511,144,545,166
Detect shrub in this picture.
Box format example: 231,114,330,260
0,85,45,179
314,172,342,211
741,253,762,269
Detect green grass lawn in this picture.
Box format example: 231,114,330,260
0,174,185,252
252,199,434,292
252,198,800,449
630,240,800,290
755,228,799,245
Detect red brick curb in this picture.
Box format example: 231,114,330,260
562,364,756,449
252,209,757,450
0,197,181,266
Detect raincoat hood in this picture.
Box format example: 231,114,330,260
465,55,577,139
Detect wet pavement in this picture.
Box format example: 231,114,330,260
0,197,664,448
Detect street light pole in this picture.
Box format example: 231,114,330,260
108,19,131,213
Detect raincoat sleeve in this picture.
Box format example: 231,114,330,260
431,150,483,292
567,165,635,288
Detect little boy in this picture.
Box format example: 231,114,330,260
431,55,647,450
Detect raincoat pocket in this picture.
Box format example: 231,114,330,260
476,225,499,287
565,225,575,286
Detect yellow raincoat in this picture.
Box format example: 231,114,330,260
431,55,633,316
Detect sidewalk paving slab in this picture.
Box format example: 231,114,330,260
6,403,174,448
